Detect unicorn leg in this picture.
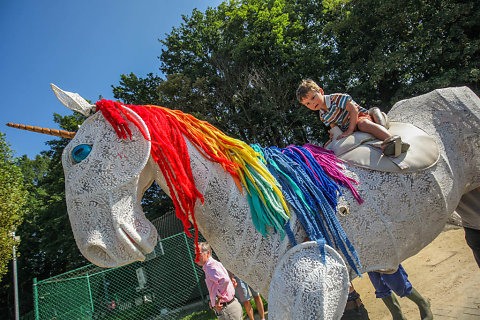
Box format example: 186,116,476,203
268,242,350,320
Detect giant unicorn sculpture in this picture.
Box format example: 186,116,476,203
13,85,480,319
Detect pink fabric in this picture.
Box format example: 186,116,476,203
303,143,364,204
203,257,235,307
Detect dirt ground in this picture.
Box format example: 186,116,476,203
351,226,480,319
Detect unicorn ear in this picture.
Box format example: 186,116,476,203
51,83,96,117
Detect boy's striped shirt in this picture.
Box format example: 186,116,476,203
319,93,368,131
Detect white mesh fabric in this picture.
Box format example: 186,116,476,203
62,108,157,267
60,87,480,319
268,243,349,320
51,84,95,116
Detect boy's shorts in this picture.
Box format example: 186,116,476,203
358,112,373,122
234,276,259,303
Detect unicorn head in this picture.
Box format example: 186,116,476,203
52,84,158,267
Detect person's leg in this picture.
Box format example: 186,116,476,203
381,294,406,320
251,291,265,320
234,277,252,319
341,304,370,320
382,265,432,320
368,271,405,320
357,118,409,156
380,265,412,298
357,118,392,141
243,300,254,320
341,283,370,320
219,298,243,320
367,271,392,299
406,288,433,320
465,226,480,268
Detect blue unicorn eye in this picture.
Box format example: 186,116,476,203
72,144,92,163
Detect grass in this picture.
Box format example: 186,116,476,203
181,308,217,320
181,296,268,320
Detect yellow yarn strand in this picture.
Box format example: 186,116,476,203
155,106,290,218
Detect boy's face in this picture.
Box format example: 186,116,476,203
301,90,325,111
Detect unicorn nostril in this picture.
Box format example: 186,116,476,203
84,245,117,268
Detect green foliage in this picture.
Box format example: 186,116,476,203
112,73,163,105
115,0,329,146
0,132,26,281
181,309,216,320
0,113,88,318
114,0,479,147
323,0,480,109
34,113,88,275
1,0,478,318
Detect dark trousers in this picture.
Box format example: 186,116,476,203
465,227,480,268
341,304,370,320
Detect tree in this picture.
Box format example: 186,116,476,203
0,132,27,280
114,0,479,138
0,134,31,320
115,0,332,147
0,113,88,319
112,72,163,105
323,0,480,109
0,153,50,318
32,113,88,277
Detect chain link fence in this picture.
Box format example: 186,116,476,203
32,214,211,320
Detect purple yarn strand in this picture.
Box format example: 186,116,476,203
303,143,364,204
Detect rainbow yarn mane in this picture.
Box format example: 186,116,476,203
94,99,364,272
95,100,290,261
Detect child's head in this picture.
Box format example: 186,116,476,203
296,79,325,111
296,79,324,102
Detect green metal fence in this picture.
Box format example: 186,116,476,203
32,229,209,320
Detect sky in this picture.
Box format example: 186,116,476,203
0,0,223,159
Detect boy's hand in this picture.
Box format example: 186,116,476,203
337,130,353,140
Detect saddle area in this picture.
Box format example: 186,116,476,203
326,122,440,173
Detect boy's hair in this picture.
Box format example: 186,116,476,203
296,79,322,103
198,242,210,253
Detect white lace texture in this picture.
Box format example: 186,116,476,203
62,110,157,267
268,243,349,320
60,87,480,319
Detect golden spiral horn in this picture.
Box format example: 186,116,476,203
6,123,76,139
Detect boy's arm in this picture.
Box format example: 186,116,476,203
337,101,358,139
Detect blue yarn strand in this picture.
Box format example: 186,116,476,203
259,145,361,275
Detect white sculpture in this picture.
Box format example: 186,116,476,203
53,86,479,319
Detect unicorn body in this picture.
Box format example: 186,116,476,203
57,86,480,319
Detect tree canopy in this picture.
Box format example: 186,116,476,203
2,0,480,318
0,132,26,280
114,0,479,147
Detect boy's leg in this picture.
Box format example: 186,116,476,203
406,288,433,320
380,265,412,298
357,118,392,141
381,294,407,320
367,271,393,299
